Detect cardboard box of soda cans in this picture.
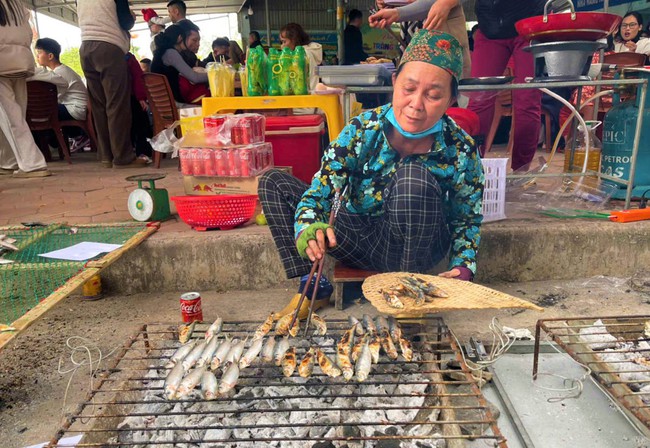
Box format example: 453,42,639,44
183,166,292,196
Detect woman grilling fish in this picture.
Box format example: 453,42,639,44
259,30,484,319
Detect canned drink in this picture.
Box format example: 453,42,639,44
214,149,228,175
180,292,203,322
204,148,217,176
192,148,204,176
239,147,252,176
179,148,192,175
228,150,241,176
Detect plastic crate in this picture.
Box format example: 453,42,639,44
171,195,258,231
481,158,507,222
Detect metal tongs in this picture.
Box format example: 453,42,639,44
289,190,344,337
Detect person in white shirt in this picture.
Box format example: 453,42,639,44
614,11,650,60
30,38,89,151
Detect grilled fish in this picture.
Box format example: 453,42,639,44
310,313,327,336
362,314,377,334
275,314,299,337
164,362,185,400
274,337,291,366
382,289,405,309
224,338,246,364
218,362,240,395
178,321,198,344
316,348,342,378
281,347,297,377
298,347,316,378
375,316,390,335
261,337,276,363
182,340,207,371
204,317,223,342
210,338,232,370
387,316,402,342
337,346,354,381
351,334,367,362
414,275,449,298
349,316,364,336
369,334,381,364
399,337,413,361
176,366,207,398
253,313,275,340
166,341,196,368
239,337,264,369
381,331,398,360
400,278,426,305
201,370,219,400
338,326,356,356
355,341,372,382
197,335,220,368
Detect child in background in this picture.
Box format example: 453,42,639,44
126,52,154,164
178,49,210,104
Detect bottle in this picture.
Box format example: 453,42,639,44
246,46,267,96
267,48,282,96
279,47,293,96
564,120,602,189
291,46,308,95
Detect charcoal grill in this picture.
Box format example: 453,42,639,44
534,315,650,435
48,317,506,447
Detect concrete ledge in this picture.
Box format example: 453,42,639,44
102,219,650,294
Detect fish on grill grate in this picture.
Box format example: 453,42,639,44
310,313,327,336
204,317,223,342
399,336,414,361
261,336,276,363
253,312,275,340
282,347,297,377
274,336,291,366
381,330,399,360
182,340,206,371
239,336,264,369
276,313,300,337
388,316,403,342
201,370,219,400
316,348,342,378
298,347,316,377
362,314,377,333
210,337,232,370
349,316,364,336
165,339,196,368
224,338,246,364
197,334,220,367
218,362,240,395
178,320,198,344
336,345,354,381
163,361,184,399
355,339,372,382
176,365,207,398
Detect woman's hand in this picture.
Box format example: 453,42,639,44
369,8,399,28
423,0,457,31
305,228,337,262
439,266,473,281
438,268,461,278
625,41,638,52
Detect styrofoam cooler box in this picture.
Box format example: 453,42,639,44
481,158,507,222
265,115,325,184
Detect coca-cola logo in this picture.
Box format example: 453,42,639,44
181,302,202,314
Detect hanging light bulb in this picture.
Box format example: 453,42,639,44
248,5,254,15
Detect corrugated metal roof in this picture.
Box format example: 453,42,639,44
24,0,246,27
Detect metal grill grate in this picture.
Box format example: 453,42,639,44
49,317,506,447
534,315,650,433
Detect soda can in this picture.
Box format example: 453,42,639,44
228,150,241,176
205,148,217,176
179,148,192,175
192,148,205,176
180,292,203,322
214,150,228,175
239,147,252,176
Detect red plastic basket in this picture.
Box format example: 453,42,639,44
171,195,258,231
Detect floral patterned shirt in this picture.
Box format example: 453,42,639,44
294,104,485,274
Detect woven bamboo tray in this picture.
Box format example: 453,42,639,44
362,272,544,316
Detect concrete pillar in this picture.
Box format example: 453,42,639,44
337,0,344,64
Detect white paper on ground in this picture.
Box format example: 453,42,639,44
24,434,83,448
39,242,122,261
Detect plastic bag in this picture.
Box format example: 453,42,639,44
207,62,235,97
148,121,181,157
247,46,268,96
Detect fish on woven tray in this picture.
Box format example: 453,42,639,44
381,276,449,308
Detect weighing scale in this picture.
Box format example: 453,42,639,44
126,174,171,222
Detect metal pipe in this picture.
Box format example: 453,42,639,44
337,0,345,65
264,0,271,49
624,79,647,208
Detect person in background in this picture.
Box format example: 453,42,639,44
126,52,153,164
260,30,483,318
343,9,368,65
280,23,323,92
229,40,245,67
0,0,50,177
369,0,471,79
614,12,650,60
142,8,166,53
203,37,231,64
139,58,151,72
151,23,209,104
167,0,192,26
78,0,144,168
31,38,89,152
249,31,262,49
468,0,546,171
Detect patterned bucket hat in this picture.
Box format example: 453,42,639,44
399,29,463,81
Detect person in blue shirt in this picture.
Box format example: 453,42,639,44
259,30,484,319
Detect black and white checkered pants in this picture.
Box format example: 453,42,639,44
258,163,451,279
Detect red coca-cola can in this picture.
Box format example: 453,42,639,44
180,292,203,322
204,149,217,176
214,149,228,175
228,149,241,176
191,148,204,176
239,147,252,176
179,148,191,175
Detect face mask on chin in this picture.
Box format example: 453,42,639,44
386,107,443,140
